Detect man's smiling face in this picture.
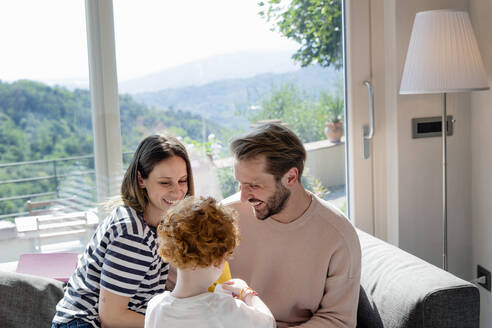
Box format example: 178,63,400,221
233,156,290,220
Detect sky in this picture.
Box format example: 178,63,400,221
0,0,298,82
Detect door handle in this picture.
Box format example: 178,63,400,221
363,80,374,159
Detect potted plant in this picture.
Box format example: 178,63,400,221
321,91,344,143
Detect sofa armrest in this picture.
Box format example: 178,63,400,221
356,229,479,328
0,270,64,328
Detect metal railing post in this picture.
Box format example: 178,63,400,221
53,160,59,198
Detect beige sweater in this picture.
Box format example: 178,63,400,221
226,193,361,327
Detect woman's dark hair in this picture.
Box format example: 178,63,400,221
121,135,194,212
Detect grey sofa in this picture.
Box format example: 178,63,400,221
356,229,479,328
0,230,479,328
0,270,64,327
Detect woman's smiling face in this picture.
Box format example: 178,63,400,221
138,155,188,225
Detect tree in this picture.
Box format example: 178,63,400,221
250,83,336,143
259,0,342,68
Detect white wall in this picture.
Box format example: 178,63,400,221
391,0,472,279
304,141,345,188
469,1,492,327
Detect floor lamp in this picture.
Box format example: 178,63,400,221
399,10,489,271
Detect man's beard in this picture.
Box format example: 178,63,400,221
253,181,291,220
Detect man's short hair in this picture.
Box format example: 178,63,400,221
157,196,240,270
230,123,306,181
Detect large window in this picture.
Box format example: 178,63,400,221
0,0,348,267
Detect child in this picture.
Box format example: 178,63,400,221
145,196,275,328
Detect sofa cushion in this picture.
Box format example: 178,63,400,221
357,285,384,328
0,270,64,328
356,230,479,328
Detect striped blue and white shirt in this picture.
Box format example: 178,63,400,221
53,206,168,328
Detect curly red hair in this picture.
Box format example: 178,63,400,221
157,196,240,270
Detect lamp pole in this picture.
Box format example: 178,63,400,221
442,93,448,271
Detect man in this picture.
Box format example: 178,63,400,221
225,123,361,327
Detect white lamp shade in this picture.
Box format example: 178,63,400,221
400,10,489,94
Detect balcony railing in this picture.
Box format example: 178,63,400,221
0,152,134,220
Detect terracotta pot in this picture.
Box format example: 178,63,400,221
324,121,344,143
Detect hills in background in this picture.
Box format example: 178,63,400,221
43,51,342,129
119,51,301,94
0,80,229,164
133,64,342,129
45,51,301,93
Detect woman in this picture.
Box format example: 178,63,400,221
52,134,194,328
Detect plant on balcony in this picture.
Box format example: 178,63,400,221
320,90,344,143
